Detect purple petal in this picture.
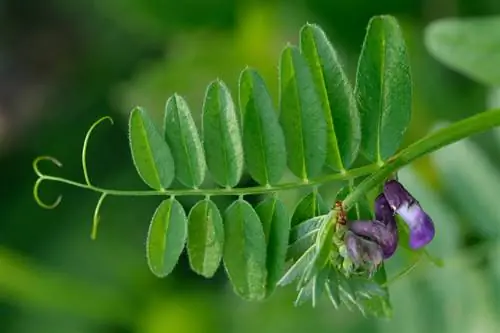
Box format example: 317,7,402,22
397,202,435,249
348,220,398,259
383,179,435,249
345,231,383,268
374,193,396,227
383,179,416,210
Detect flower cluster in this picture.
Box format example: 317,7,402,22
345,179,435,271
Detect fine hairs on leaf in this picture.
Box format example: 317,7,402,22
31,15,500,317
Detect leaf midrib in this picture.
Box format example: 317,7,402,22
377,28,387,163
137,113,163,189
250,77,270,185
288,51,308,180
174,98,198,188
308,30,344,171
160,199,173,272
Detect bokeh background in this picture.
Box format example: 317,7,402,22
1,0,500,332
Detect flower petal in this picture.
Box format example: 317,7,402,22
345,231,383,269
397,202,435,249
348,220,398,258
374,193,395,226
383,179,416,210
383,179,435,249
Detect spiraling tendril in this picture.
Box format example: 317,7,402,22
33,156,64,209
32,116,114,237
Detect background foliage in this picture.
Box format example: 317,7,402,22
1,0,500,332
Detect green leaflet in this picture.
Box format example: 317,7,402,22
287,191,330,261
255,197,291,297
425,16,500,86
223,200,267,301
355,15,412,162
291,190,330,227
147,198,187,277
288,216,324,261
300,24,361,170
359,265,392,318
187,199,224,278
279,45,327,180
278,245,317,287
164,94,206,188
202,80,244,188
129,107,175,190
239,68,287,185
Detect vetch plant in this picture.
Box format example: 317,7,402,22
32,15,500,317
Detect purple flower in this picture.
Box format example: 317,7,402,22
347,194,398,259
344,231,383,273
383,180,435,249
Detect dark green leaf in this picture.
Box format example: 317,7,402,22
425,16,500,86
255,197,291,296
291,190,330,227
223,200,267,300
239,68,287,185
342,108,500,211
187,199,224,278
355,15,412,162
164,94,206,188
300,24,361,170
129,107,175,190
147,198,187,277
279,45,327,179
202,80,244,187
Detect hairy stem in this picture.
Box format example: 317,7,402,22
343,108,500,210
36,163,379,200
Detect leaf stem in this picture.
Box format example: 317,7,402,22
343,108,500,210
36,163,379,199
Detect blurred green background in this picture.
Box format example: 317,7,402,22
2,0,500,332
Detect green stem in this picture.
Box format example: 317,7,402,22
343,108,500,210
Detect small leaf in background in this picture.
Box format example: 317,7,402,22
202,80,244,188
187,199,224,278
129,107,175,190
300,24,361,170
358,265,392,318
147,198,187,277
164,94,206,188
279,45,327,180
425,16,500,86
288,216,325,260
239,68,287,185
432,136,500,238
287,191,330,260
255,197,291,296
223,200,267,300
278,245,317,287
355,15,412,162
291,190,330,227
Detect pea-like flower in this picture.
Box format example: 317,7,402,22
344,230,383,273
348,194,398,259
383,179,435,249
